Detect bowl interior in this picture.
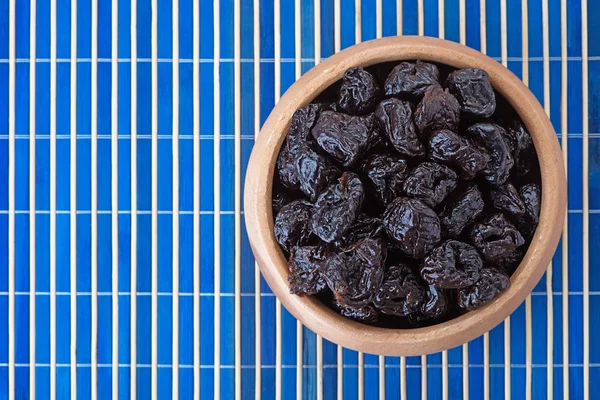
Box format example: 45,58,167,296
244,36,566,356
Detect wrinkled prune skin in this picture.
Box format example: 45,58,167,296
322,238,387,311
421,240,482,288
335,214,384,247
341,304,379,323
286,103,323,146
465,123,514,184
491,249,524,274
445,68,496,118
277,143,340,201
383,197,441,259
519,183,541,239
288,246,327,295
375,98,425,159
470,214,525,261
338,67,381,115
421,285,449,319
274,200,314,253
272,191,294,215
312,110,378,167
428,130,490,180
383,61,442,97
457,267,510,311
439,183,485,238
373,264,425,317
403,162,458,208
414,88,461,136
490,182,526,217
359,154,409,206
504,118,535,177
311,172,365,243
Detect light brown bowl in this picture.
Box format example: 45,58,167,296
244,36,566,356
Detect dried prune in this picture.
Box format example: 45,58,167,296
414,88,461,136
470,214,525,261
503,118,535,177
465,123,514,184
341,304,379,323
286,103,323,146
421,240,482,288
375,98,425,159
335,214,384,247
439,183,485,238
421,285,449,319
274,200,314,253
383,61,441,97
373,264,425,317
491,249,524,274
489,182,526,217
272,191,294,215
311,172,365,243
383,197,441,259
428,129,490,180
338,67,381,115
312,110,378,167
322,238,387,310
288,246,327,295
359,154,408,206
277,143,340,201
403,162,458,208
457,267,510,311
519,183,541,239
445,68,496,118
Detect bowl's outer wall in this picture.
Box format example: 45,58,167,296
244,36,567,356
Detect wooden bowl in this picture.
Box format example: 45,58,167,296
244,36,566,356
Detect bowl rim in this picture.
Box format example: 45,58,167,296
244,36,566,356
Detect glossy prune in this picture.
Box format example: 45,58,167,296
373,264,425,317
504,118,535,177
491,249,524,274
311,172,365,243
470,213,525,261
383,61,442,97
421,285,449,320
274,200,314,253
383,197,441,259
457,267,510,311
421,240,483,288
359,154,409,206
465,123,514,184
286,103,323,146
312,110,378,167
414,88,461,136
439,183,485,238
335,214,384,247
322,238,387,311
428,129,490,180
519,183,541,239
288,246,327,295
445,68,496,117
403,162,458,208
272,191,294,215
340,304,379,323
375,98,425,159
489,182,526,217
338,67,381,115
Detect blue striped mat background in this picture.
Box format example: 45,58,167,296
1,0,599,398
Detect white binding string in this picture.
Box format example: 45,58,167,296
500,0,511,397
294,0,302,398
253,0,262,398
234,0,242,397
213,0,222,395
560,0,569,396
111,0,120,396
91,0,99,394
582,0,590,397
50,0,57,392
29,0,37,394
8,0,16,396
70,0,78,395
193,0,201,394
130,0,139,395
151,0,159,393
542,0,553,397
172,0,180,395
521,0,532,397
274,0,282,397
